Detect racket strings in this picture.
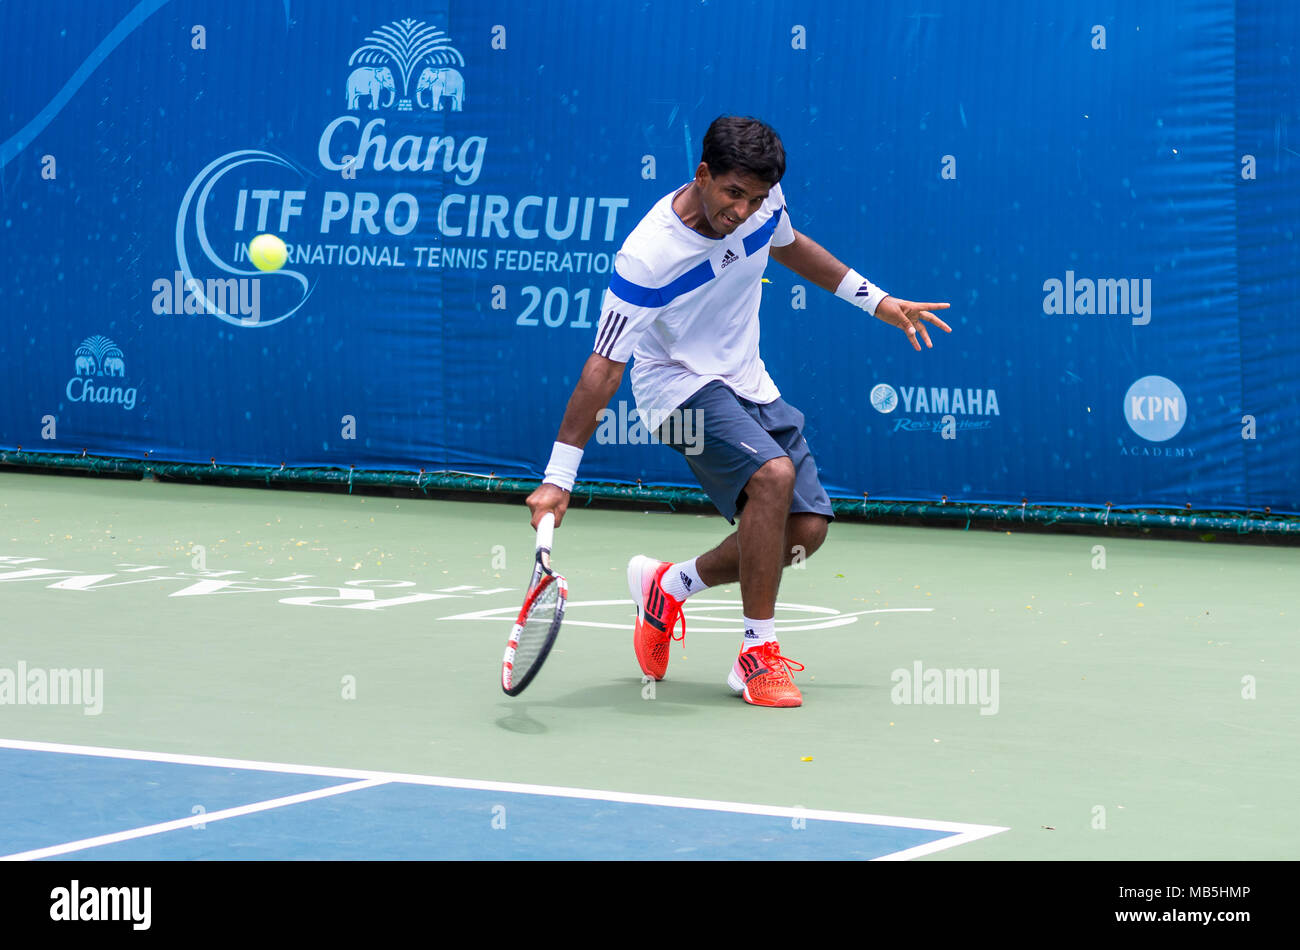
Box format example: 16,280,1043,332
512,581,560,677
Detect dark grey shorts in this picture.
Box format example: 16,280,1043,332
656,380,834,524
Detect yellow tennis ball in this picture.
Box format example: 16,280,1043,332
248,233,288,272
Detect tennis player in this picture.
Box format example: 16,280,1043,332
526,115,951,707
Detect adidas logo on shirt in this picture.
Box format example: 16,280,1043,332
719,249,739,269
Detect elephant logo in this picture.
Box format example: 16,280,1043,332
346,18,465,112
346,66,396,110
416,67,465,111
66,335,138,411
73,335,124,377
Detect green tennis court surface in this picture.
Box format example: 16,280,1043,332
1,472,1296,859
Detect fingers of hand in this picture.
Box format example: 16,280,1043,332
919,311,954,332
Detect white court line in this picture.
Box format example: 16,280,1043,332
0,738,1007,858
0,778,387,861
440,599,934,633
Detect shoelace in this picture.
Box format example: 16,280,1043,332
651,575,687,647
669,604,686,646
755,641,804,676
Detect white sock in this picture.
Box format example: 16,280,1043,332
662,557,707,601
741,616,777,652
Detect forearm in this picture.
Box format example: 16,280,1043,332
772,229,889,315
555,352,625,448
770,231,849,293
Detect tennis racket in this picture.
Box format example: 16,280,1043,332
501,511,567,696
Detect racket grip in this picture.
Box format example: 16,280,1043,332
536,511,555,552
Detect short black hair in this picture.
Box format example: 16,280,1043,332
700,115,786,185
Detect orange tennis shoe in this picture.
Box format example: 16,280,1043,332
727,641,805,707
627,556,685,680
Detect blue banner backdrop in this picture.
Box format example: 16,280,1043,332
1,1,1296,511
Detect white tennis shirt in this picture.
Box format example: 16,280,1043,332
592,181,796,420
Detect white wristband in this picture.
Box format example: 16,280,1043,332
542,441,583,492
835,268,889,317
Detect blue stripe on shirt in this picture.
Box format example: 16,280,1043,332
608,258,715,308
608,204,784,308
743,206,784,257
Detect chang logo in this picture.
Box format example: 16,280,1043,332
347,19,465,113
1124,375,1186,442
870,383,898,414
67,336,138,411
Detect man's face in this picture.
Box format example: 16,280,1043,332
696,165,771,237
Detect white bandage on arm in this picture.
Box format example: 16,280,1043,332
835,268,889,317
542,441,584,492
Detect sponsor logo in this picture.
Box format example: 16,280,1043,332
719,248,739,269
873,384,1000,433
1042,270,1152,325
898,386,999,416
870,383,898,413
346,19,466,113
175,150,314,328
1124,375,1186,443
66,336,139,411
680,572,693,591
744,628,760,638
174,15,629,329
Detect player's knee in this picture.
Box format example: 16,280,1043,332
787,515,829,562
747,456,795,499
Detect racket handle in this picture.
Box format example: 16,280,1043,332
536,511,555,552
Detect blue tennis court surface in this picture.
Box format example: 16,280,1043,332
0,742,1007,860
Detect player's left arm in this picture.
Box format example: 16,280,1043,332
770,229,953,352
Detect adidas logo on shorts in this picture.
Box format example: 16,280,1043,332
720,249,739,269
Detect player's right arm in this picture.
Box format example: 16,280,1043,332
526,352,626,528
528,250,663,527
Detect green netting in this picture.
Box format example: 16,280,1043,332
3,449,1299,539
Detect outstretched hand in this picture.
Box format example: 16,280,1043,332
874,297,952,351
